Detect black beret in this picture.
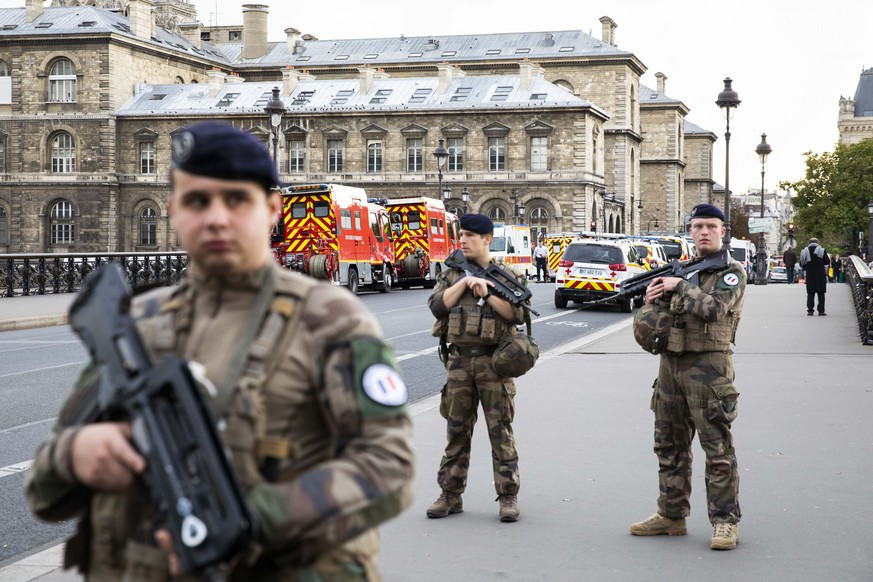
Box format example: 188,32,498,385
171,121,281,192
690,203,726,222
459,213,494,235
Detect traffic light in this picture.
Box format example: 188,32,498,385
787,223,795,237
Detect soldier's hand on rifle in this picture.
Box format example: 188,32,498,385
154,529,181,577
71,422,146,491
644,276,681,304
465,276,492,299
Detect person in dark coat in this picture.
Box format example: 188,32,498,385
782,247,797,284
799,237,830,316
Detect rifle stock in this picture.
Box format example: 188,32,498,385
69,264,257,580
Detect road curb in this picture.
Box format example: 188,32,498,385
0,315,68,332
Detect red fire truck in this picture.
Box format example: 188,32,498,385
385,197,460,289
271,183,395,294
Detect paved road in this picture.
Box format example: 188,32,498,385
2,281,871,581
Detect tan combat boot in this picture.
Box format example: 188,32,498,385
426,492,463,518
629,513,687,536
710,522,739,550
497,494,520,522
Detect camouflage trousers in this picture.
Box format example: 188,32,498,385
437,354,519,495
650,350,741,524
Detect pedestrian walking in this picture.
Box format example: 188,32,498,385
25,121,414,580
426,213,527,522
629,203,746,551
833,254,843,283
783,247,797,284
799,237,830,315
533,239,549,282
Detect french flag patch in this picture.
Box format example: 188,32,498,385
362,364,408,406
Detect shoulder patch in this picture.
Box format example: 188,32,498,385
362,364,408,407
723,273,739,287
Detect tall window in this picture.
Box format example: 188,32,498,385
48,58,77,102
367,140,382,173
531,137,548,172
139,207,157,246
0,60,10,106
327,139,343,173
288,139,305,173
488,206,507,222
50,200,74,245
0,139,5,173
51,132,75,173
592,137,598,174
530,207,548,231
447,138,464,172
406,138,422,172
139,141,155,174
488,137,505,172
0,207,7,245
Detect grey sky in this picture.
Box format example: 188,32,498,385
4,0,871,197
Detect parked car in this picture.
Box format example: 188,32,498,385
554,238,646,312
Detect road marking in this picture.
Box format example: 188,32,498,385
0,459,33,478
0,417,55,436
0,361,83,379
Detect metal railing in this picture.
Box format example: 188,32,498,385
844,255,873,345
0,252,188,297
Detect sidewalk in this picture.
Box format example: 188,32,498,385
1,282,870,581
0,294,74,332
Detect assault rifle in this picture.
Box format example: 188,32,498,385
444,249,539,316
67,264,257,582
593,245,731,306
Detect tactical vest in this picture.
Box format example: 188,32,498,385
441,266,514,347
75,267,386,581
672,269,741,353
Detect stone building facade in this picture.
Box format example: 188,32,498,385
0,0,715,252
838,67,873,145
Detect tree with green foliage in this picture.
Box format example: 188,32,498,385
780,138,873,256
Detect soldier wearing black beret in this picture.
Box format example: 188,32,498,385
426,213,528,522
630,202,748,550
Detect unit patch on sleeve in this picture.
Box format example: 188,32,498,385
723,273,739,287
362,364,408,407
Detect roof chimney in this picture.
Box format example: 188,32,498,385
285,27,301,52
129,0,155,39
599,16,617,46
179,21,201,49
207,67,226,98
519,59,544,90
655,72,667,96
358,65,376,94
437,62,464,94
282,66,298,95
242,4,269,59
25,0,43,23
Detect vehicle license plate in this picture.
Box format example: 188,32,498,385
576,268,602,276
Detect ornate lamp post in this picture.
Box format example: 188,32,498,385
754,133,772,284
433,138,449,200
647,217,660,232
509,189,525,225
716,78,741,244
263,86,286,176
461,186,469,215
442,185,452,204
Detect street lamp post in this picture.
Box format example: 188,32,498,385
867,201,873,261
754,133,772,284
647,217,660,232
433,139,449,200
442,185,452,205
716,78,741,244
461,186,469,215
263,86,286,176
509,189,524,225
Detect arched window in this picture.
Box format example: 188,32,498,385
174,76,185,84
139,206,157,246
50,200,74,245
49,58,77,102
0,60,8,76
0,60,11,106
0,206,7,245
51,132,75,173
488,206,507,222
529,206,549,239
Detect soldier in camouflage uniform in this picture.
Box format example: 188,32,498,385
629,203,745,551
425,214,526,522
25,121,414,581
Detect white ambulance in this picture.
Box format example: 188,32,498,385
488,224,533,279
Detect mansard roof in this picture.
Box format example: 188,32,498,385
0,6,231,65
684,119,716,138
853,67,873,117
640,84,679,104
116,74,609,118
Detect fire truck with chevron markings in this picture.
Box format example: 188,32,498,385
385,197,460,289
271,183,395,295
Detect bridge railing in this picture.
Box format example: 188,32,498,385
844,255,873,345
0,252,188,297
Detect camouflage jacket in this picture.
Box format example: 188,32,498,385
26,264,414,579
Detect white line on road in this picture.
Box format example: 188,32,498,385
0,361,83,379
0,459,33,478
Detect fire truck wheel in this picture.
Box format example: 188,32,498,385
377,266,392,294
309,255,329,280
347,268,359,295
